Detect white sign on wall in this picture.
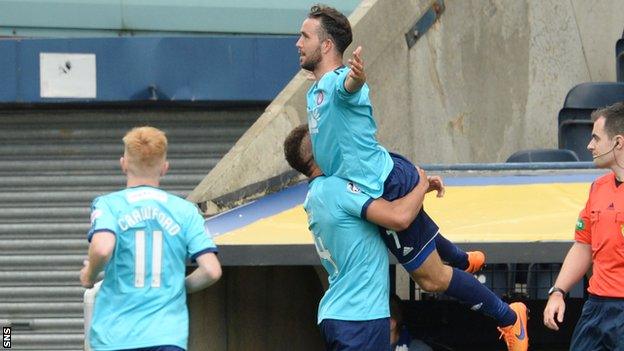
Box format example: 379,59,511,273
40,53,96,98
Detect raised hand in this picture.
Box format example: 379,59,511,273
348,46,366,84
344,46,366,93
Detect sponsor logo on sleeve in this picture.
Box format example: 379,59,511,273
90,209,102,225
347,182,361,193
576,218,585,231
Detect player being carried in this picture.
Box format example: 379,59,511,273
296,4,528,350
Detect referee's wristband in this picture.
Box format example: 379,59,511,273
548,286,567,297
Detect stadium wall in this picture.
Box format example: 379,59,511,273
0,0,360,37
190,0,624,205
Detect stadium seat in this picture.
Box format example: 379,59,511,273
558,118,593,161
561,82,624,109
506,149,579,163
558,82,624,161
475,263,512,298
527,263,585,299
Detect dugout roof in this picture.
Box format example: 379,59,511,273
207,165,606,266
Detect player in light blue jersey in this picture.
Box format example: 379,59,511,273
296,6,531,350
297,6,530,349
285,125,437,351
80,126,222,351
285,120,530,350
296,4,485,278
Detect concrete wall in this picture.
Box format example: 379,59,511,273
572,0,624,81
190,0,624,203
398,0,624,163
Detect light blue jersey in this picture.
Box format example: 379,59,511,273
87,186,217,351
304,176,389,324
307,66,394,198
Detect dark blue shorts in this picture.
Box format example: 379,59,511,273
319,318,390,351
379,153,439,272
121,346,184,351
570,295,624,350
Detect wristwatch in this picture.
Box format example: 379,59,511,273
548,286,567,297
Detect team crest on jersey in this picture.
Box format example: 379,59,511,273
316,91,324,105
347,182,361,193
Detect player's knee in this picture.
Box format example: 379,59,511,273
413,274,446,293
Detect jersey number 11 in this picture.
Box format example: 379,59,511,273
135,230,163,288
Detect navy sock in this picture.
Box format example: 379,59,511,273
444,268,517,327
435,234,469,270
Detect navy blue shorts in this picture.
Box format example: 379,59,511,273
319,318,391,351
121,346,185,351
379,153,439,272
570,295,624,350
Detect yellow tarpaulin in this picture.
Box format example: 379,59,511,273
215,182,590,246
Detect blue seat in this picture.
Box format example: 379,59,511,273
558,82,624,161
475,264,511,298
506,149,579,163
527,263,585,299
558,117,593,161
561,82,624,109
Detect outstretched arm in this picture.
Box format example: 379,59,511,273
366,167,433,231
344,46,366,93
543,242,592,331
80,231,116,288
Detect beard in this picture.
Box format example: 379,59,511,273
301,47,322,72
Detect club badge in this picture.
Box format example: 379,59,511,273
316,91,324,105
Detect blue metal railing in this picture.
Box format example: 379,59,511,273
421,162,596,171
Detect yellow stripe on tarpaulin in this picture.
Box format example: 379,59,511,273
424,182,588,242
214,182,590,246
214,206,310,245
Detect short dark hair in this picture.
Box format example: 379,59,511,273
308,4,352,55
591,102,624,137
284,124,314,177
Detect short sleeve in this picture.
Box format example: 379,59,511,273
574,185,592,244
185,207,218,262
87,197,118,242
334,68,367,105
337,181,374,219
